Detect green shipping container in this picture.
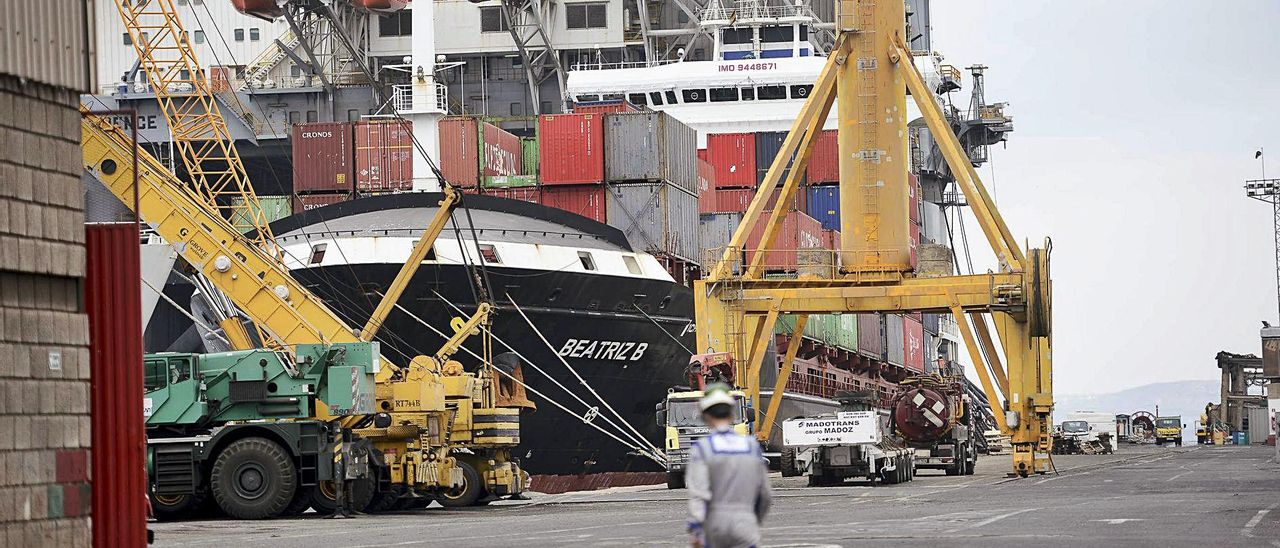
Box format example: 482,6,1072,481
482,174,539,188
775,314,858,352
521,137,539,176
230,195,293,231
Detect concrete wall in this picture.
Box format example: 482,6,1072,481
0,75,93,545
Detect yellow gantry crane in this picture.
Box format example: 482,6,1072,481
700,0,1054,477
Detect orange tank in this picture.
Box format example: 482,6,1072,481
351,0,410,13
231,0,284,20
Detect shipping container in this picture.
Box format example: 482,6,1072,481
696,158,716,213
745,209,824,271
293,192,351,212
822,229,839,250
707,132,756,188
540,184,607,223
86,223,149,548
858,313,884,359
765,187,807,213
540,113,605,184
755,131,805,186
806,129,839,183
573,100,641,115
776,314,843,350
209,66,233,93
885,313,906,366
355,119,413,191
904,314,925,371
481,186,542,204
836,314,858,351
605,182,699,260
522,137,539,176
924,331,940,373
922,312,942,334
603,111,697,194
1247,406,1270,444
698,212,743,263
230,196,292,228
697,148,708,162
292,121,354,193
440,117,525,188
806,184,840,231
711,188,754,213
920,200,945,244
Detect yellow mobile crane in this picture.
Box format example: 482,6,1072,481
699,0,1054,477
90,0,532,515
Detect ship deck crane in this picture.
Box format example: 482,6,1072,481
699,0,1054,477
91,0,532,511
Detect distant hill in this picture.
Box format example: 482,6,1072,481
1053,379,1221,425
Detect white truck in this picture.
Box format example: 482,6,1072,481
780,408,915,486
1054,411,1118,454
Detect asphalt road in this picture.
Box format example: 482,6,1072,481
152,444,1280,547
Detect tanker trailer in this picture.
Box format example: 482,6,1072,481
890,375,977,476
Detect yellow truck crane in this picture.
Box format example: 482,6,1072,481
697,0,1055,477
85,0,533,515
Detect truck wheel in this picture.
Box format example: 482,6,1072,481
150,492,206,521
666,471,685,489
210,437,298,519
309,478,376,515
280,488,312,517
780,448,801,478
365,484,402,513
439,460,484,507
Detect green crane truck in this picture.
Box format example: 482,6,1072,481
144,342,384,520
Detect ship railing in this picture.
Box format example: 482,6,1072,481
701,4,806,23
570,59,682,71
784,370,894,408
390,84,449,114
273,226,610,244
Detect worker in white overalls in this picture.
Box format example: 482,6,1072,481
685,384,773,548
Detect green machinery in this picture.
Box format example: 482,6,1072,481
145,343,384,520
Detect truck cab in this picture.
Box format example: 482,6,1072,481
1154,416,1184,446
656,389,751,489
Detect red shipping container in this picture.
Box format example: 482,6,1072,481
86,224,148,547
292,122,354,193
209,66,232,93
697,148,708,162
481,186,542,204
707,133,756,188
711,188,753,213
822,228,839,250
857,314,884,358
744,209,823,271
539,114,604,185
440,117,524,187
293,192,351,212
909,173,921,224
765,188,807,213
540,185,607,223
696,159,716,213
355,119,413,191
573,100,641,115
806,129,839,184
904,314,925,371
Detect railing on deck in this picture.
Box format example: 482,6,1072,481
784,369,894,408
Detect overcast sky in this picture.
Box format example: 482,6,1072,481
926,1,1280,394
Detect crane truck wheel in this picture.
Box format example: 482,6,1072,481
150,491,207,521
308,477,376,515
209,437,298,519
780,448,801,477
439,460,484,507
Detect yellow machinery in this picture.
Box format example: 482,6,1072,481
91,0,532,506
699,0,1054,477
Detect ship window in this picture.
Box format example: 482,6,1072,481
480,7,509,33
799,25,809,41
761,26,794,42
575,94,600,103
379,11,413,36
309,243,328,265
123,33,132,46
478,244,501,264
665,90,677,104
602,93,624,101
757,85,786,100
566,3,607,29
250,28,261,42
709,87,738,102
578,251,597,270
790,84,813,99
234,28,244,42
741,87,755,100
627,93,647,106
723,28,752,45
622,255,642,275
649,92,662,105
682,89,707,103
194,30,205,44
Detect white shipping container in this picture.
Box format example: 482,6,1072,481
605,182,700,261
698,212,744,264
885,314,906,366
603,112,698,194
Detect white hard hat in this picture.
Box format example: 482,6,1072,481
699,384,735,412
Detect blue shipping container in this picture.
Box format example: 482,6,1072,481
806,184,840,231
755,131,805,185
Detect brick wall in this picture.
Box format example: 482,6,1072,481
0,75,93,546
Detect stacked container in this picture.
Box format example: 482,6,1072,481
743,209,823,272
231,196,292,227
605,182,699,260
706,133,756,188
858,314,884,359
480,186,542,204
355,119,413,192
885,313,906,366
754,131,805,186
903,314,925,371
439,116,528,189
541,185,607,223
603,111,697,194
806,129,839,184
292,121,354,194
293,193,349,212
805,184,840,231
696,159,716,213
540,113,604,184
